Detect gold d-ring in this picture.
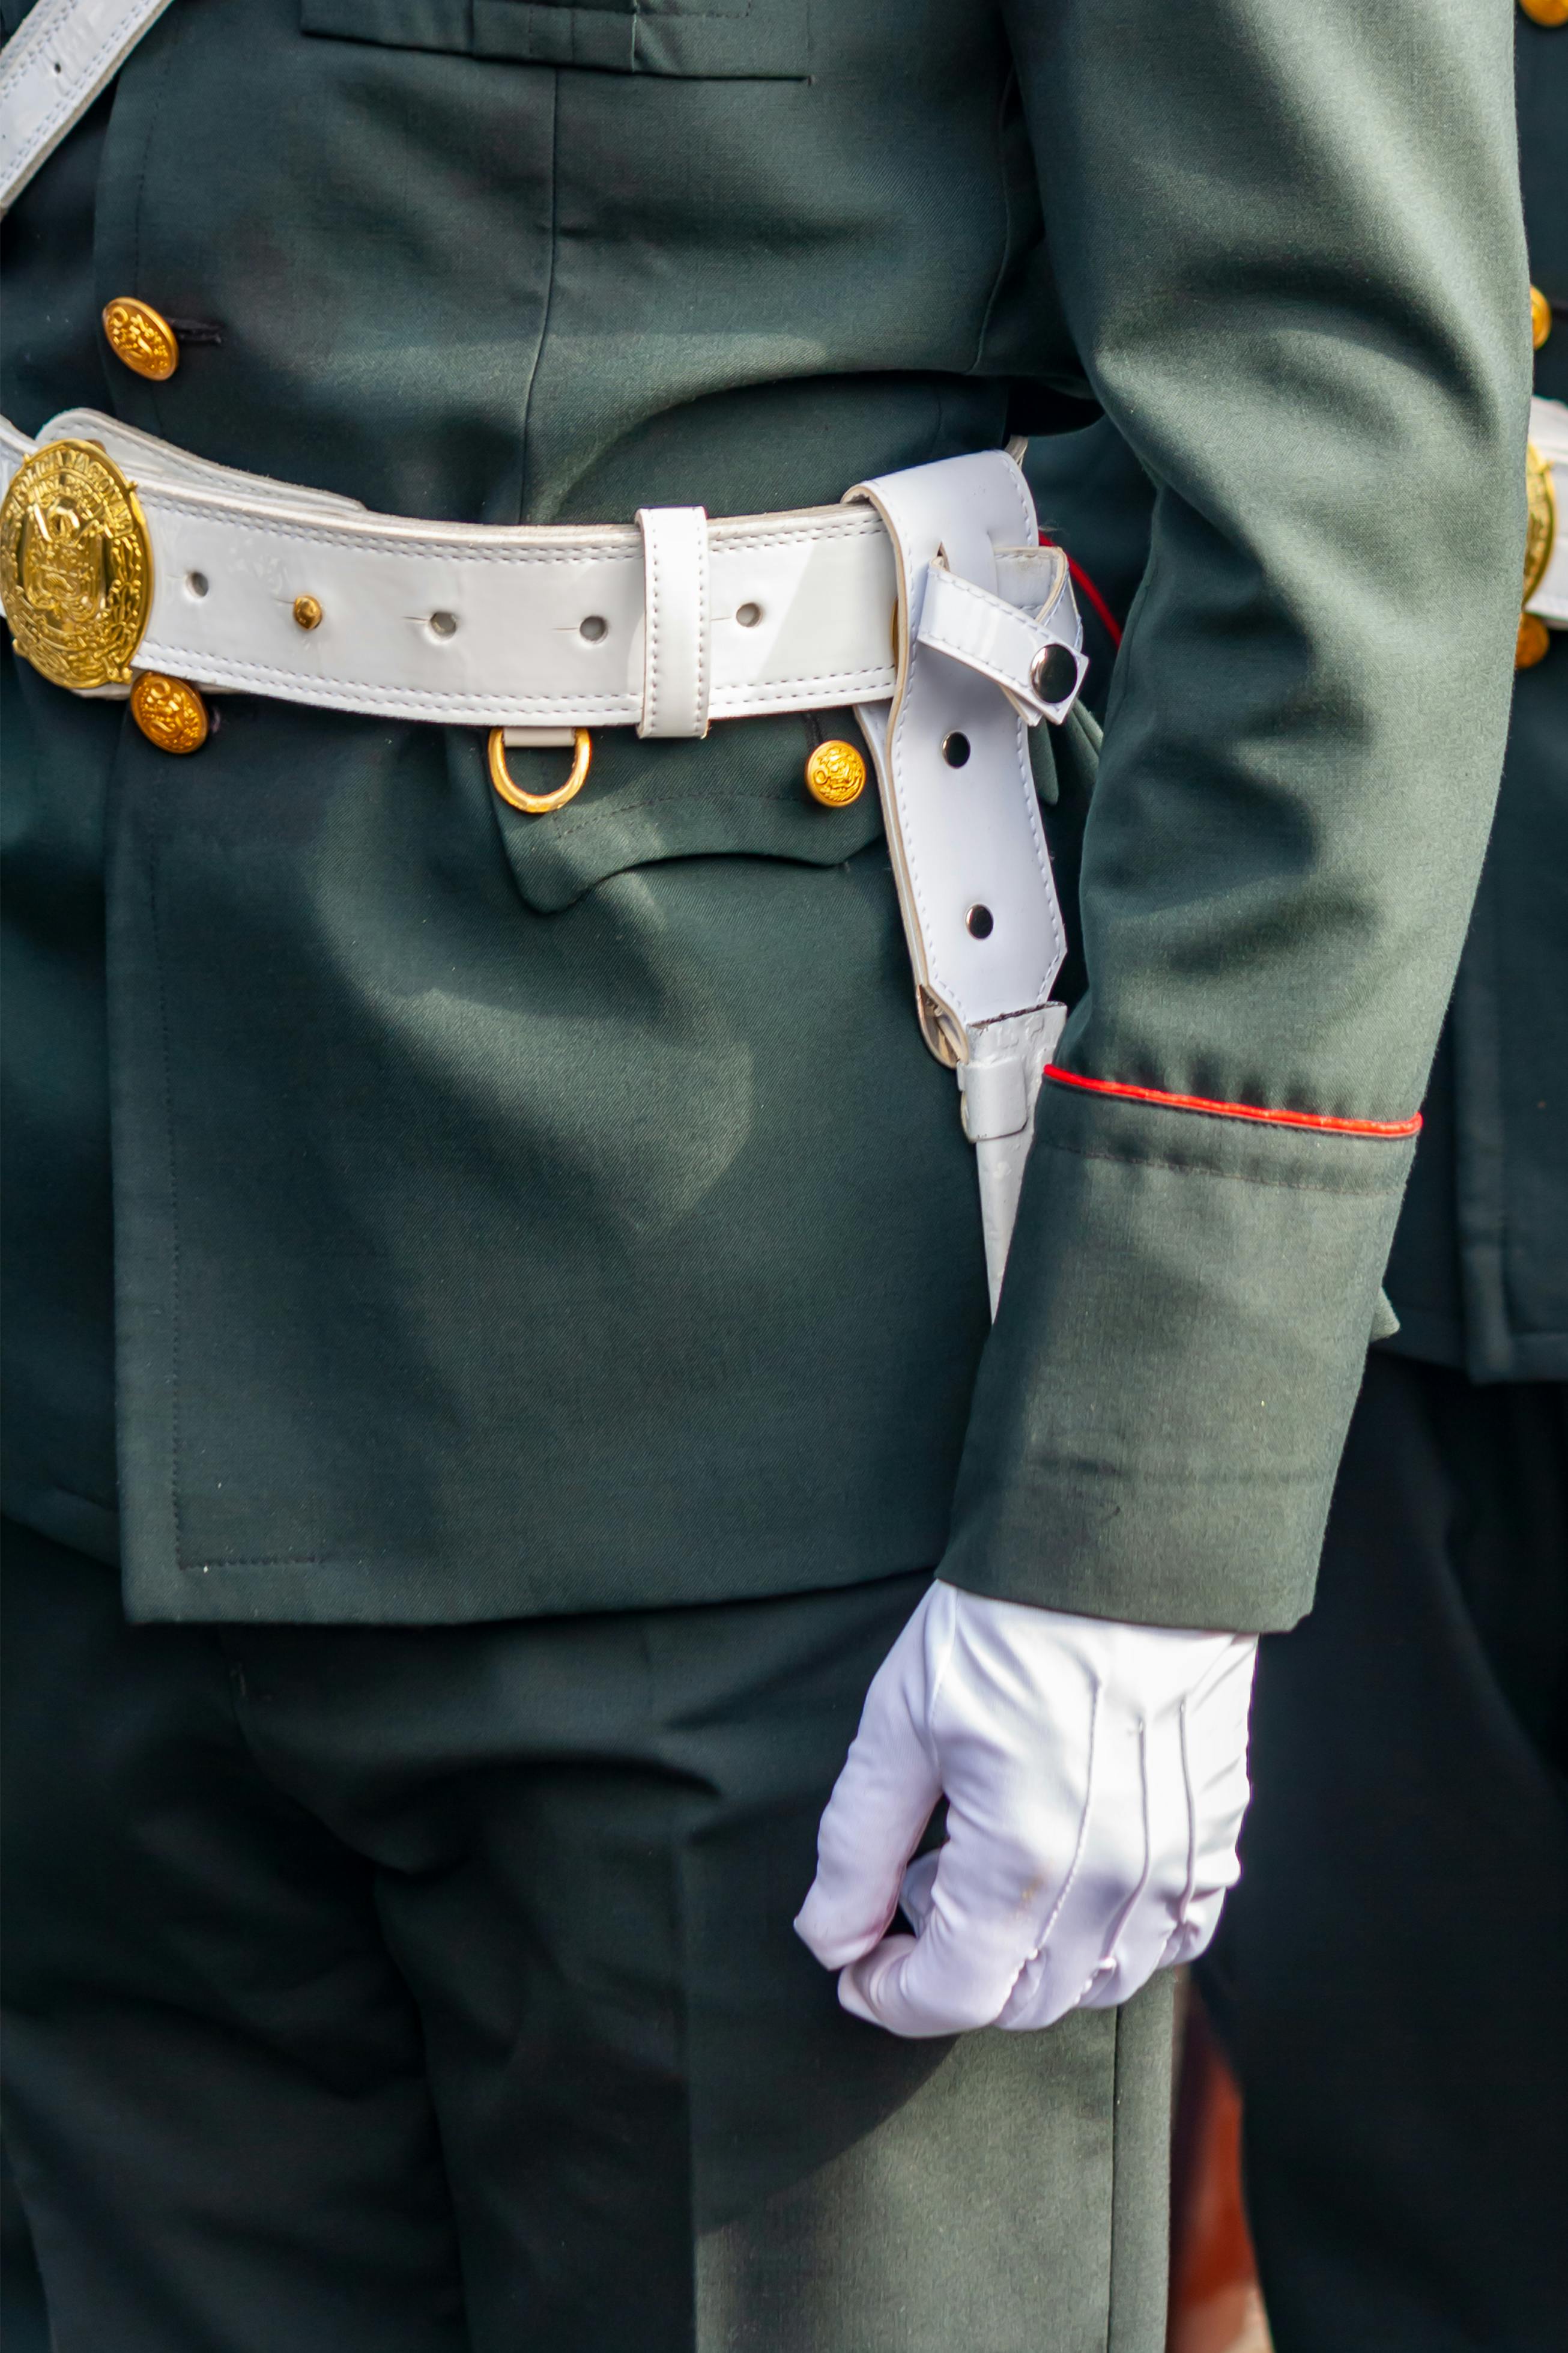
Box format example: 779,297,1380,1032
487,727,593,815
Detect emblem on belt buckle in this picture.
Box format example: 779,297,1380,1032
0,439,154,691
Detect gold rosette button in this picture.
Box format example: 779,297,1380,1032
804,739,867,808
103,297,180,382
131,672,210,754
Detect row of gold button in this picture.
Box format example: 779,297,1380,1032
128,666,869,812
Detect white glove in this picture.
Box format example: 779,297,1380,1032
795,1581,1256,2038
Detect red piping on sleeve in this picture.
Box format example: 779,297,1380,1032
1040,532,1123,649
1042,1067,1421,1139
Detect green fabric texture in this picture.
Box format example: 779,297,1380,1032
5,1526,1179,2351
1023,14,1568,1394
946,1082,1415,1630
0,0,1530,1630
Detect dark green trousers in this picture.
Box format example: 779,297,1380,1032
1199,1352,1568,2353
1,1523,1170,2353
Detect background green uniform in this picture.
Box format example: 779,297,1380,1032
0,1,1533,2345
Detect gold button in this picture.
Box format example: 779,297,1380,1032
1518,0,1568,23
1516,612,1551,669
292,594,324,631
102,297,180,383
1531,285,1553,351
130,672,210,754
804,738,867,808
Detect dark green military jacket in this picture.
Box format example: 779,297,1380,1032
1029,6,1568,1390
0,0,1530,1630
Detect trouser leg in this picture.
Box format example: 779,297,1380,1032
5,1524,1174,2353
1197,1355,1568,2353
0,1519,468,2353
227,1570,1173,2353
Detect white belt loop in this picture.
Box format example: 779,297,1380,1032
636,504,711,738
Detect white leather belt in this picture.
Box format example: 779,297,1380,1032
0,410,909,732
0,408,1087,1305
0,408,1084,742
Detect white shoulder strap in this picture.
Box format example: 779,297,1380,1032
0,0,175,215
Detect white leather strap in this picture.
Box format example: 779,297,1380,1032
1528,395,1568,628
917,556,1086,725
637,504,711,738
847,450,1068,1053
0,0,174,214
845,449,1074,1308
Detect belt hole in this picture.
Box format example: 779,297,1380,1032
186,571,208,599
966,903,994,939
429,610,458,639
942,731,971,768
736,601,762,628
579,615,608,643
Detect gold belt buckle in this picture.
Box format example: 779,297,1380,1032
0,439,154,691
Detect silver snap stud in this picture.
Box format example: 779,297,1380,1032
580,615,608,643
1031,643,1078,703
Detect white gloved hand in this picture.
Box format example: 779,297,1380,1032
795,1581,1256,2038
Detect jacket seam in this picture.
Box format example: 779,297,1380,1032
1034,1135,1408,1198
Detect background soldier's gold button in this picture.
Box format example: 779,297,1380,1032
1531,285,1553,350
102,298,180,382
1516,612,1551,669
292,594,324,631
805,738,867,807
131,672,210,754
1518,0,1568,23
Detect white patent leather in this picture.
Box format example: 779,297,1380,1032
917,557,1086,725
637,503,711,738
0,0,173,214
846,449,1079,1308
0,410,901,727
847,451,1070,1056
1528,395,1568,628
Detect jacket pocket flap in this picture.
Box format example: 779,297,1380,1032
486,714,883,913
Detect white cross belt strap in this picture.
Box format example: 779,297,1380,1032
0,0,174,214
0,410,1085,1301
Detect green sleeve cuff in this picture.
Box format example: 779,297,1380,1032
940,1079,1414,1633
